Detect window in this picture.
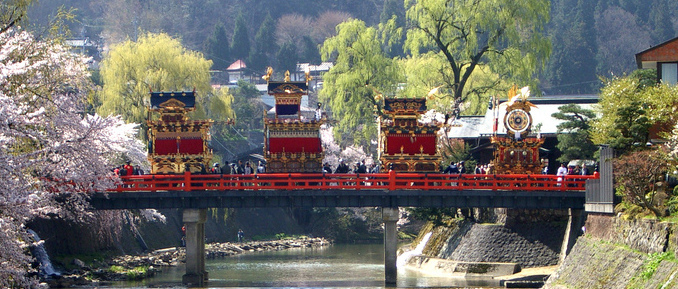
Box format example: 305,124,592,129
661,63,678,85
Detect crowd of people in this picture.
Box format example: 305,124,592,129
209,160,266,175
115,159,598,178
323,159,379,174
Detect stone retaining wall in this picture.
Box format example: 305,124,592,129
411,216,567,269
544,215,678,289
585,213,673,254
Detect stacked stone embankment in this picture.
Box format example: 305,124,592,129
404,213,567,278
544,214,678,289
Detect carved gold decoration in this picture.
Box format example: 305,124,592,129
284,70,290,82
262,66,273,81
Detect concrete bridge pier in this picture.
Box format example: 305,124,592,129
560,208,584,263
382,207,399,285
182,209,207,286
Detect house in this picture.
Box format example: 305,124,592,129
294,62,333,91
226,59,252,84
446,94,598,173
635,36,678,85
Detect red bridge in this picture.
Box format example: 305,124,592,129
90,172,595,210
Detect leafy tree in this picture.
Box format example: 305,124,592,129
399,53,506,116
614,149,670,218
404,0,551,119
590,70,678,153
230,13,250,61
0,27,145,288
248,13,277,72
204,23,231,70
320,19,401,148
552,104,598,163
97,32,212,142
590,75,651,152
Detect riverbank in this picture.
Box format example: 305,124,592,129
45,237,330,288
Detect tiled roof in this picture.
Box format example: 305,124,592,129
227,59,247,71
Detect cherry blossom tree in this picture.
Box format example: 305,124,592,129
0,27,145,287
320,124,373,171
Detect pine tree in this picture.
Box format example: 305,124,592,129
204,23,231,70
248,14,277,72
276,42,298,72
231,13,251,62
300,36,321,65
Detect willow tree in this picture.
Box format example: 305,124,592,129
320,19,401,148
97,32,213,141
405,0,551,118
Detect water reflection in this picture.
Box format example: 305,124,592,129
112,244,502,288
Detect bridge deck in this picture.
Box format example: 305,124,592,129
89,172,590,210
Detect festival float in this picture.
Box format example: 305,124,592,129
147,91,213,173
263,68,324,172
490,86,544,174
378,97,442,172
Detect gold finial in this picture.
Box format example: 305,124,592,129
262,66,273,81
508,84,518,100
304,66,312,85
284,70,290,82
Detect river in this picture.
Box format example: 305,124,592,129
109,243,503,288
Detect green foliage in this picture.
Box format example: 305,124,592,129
592,70,678,154
97,32,213,142
320,19,401,148
126,266,150,280
591,75,651,152
276,42,298,72
248,14,277,72
404,0,551,117
204,23,231,70
640,252,673,282
406,208,458,226
440,139,474,170
275,233,287,240
230,13,250,61
552,104,598,163
1,0,32,33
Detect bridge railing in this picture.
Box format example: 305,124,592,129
111,172,595,192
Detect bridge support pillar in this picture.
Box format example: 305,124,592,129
182,209,207,286
382,207,399,285
560,208,584,263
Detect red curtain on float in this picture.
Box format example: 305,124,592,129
268,138,322,153
385,134,436,155
154,138,204,155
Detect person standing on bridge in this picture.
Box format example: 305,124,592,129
556,163,568,186
211,163,221,174
123,161,134,176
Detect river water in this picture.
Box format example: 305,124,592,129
111,243,503,288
